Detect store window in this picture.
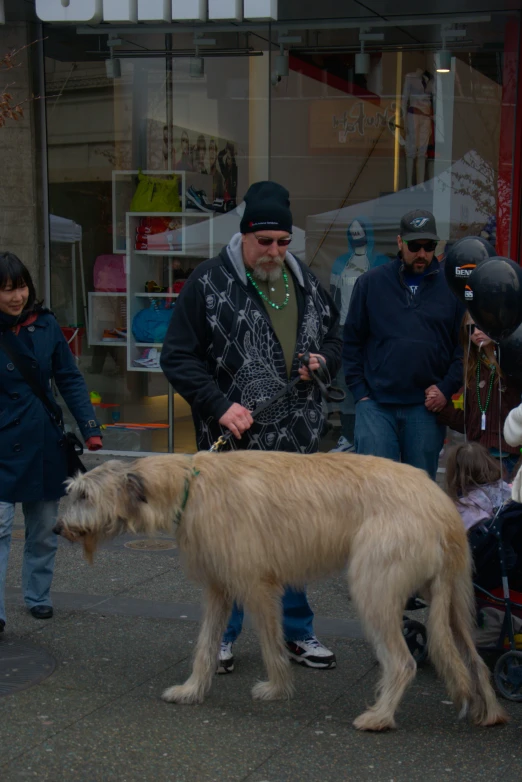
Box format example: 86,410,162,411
270,14,520,447
44,27,270,453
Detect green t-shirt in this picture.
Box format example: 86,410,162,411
250,265,298,378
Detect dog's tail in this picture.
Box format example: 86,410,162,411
447,569,508,726
427,551,508,726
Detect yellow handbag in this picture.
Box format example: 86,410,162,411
130,171,181,213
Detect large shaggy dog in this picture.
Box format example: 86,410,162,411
54,451,507,731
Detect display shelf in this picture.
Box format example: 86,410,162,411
112,170,187,254
134,293,180,298
110,171,214,373
88,291,127,347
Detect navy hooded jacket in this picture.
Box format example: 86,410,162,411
343,256,464,405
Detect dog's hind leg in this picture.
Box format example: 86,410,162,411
162,584,232,705
349,561,417,731
447,571,508,727
246,582,294,702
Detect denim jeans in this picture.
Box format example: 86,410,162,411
223,587,314,644
354,399,445,480
0,500,59,623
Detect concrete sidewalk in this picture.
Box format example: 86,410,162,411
1,454,521,781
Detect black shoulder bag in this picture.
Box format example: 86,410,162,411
0,330,86,477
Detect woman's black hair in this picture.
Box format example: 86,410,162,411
0,252,39,311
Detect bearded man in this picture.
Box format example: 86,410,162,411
343,209,464,480
160,180,341,675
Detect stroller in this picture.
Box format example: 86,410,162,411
402,501,522,701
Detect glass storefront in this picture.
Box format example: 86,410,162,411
42,11,520,453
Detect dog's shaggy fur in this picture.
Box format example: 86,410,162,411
54,451,507,731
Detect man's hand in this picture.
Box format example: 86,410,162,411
425,385,447,413
219,403,254,440
298,353,326,382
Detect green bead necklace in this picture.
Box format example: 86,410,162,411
476,354,496,431
246,268,290,310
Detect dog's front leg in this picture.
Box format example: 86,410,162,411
247,583,294,701
162,585,231,705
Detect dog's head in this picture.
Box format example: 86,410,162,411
53,460,149,563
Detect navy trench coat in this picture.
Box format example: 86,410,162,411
0,312,100,503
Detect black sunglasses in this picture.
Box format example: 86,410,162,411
404,240,438,253
466,323,476,334
254,234,292,248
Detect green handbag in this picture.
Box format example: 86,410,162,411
130,171,181,213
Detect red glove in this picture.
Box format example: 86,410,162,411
86,436,103,452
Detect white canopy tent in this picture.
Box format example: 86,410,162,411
49,214,88,338
182,202,306,260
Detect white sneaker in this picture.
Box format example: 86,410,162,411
330,436,354,453
217,641,234,674
286,636,336,668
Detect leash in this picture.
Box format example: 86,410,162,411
209,352,344,452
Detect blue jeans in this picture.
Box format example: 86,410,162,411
223,587,314,644
0,500,59,623
354,399,445,480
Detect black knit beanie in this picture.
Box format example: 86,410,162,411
240,181,293,234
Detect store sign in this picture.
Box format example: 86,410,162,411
35,0,277,22
309,98,401,154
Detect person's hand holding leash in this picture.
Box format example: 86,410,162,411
424,385,447,413
219,403,254,440
298,353,326,382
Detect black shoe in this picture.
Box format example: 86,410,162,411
0,619,5,633
30,606,53,620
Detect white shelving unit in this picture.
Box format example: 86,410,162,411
87,171,215,373
126,209,214,373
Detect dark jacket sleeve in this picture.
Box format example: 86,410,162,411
342,276,370,402
51,320,101,441
160,275,232,422
315,281,342,378
437,302,465,401
437,390,465,433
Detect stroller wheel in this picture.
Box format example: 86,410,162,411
402,619,428,664
494,650,522,701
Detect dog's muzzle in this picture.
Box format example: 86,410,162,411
53,522,63,535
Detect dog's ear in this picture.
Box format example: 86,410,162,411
126,472,148,504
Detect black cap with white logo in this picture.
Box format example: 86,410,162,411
399,209,439,242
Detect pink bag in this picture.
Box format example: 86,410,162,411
93,255,126,292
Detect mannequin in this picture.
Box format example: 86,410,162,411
330,218,388,450
402,68,434,188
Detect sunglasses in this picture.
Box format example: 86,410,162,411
466,323,477,334
404,240,438,253
254,235,292,248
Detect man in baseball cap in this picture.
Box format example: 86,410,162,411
343,207,464,481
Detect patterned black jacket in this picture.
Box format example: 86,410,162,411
160,234,341,452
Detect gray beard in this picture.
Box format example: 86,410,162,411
252,263,283,283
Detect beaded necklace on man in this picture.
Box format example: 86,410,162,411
476,352,496,431
245,267,290,310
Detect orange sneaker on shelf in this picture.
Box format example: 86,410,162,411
102,329,125,342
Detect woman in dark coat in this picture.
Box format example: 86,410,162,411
0,253,102,632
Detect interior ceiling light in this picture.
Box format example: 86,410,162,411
355,29,384,75
275,44,289,77
436,24,464,73
105,35,122,79
190,43,204,77
436,49,451,73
